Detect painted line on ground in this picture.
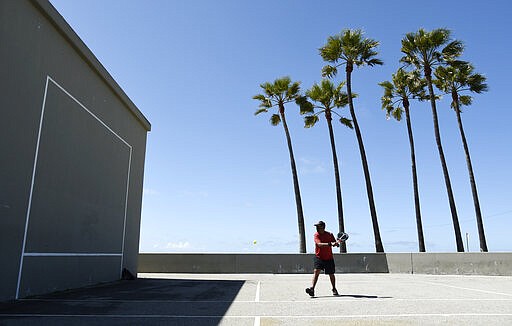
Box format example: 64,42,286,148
1,313,512,319
421,281,512,297
18,298,512,303
254,280,261,325
255,281,261,302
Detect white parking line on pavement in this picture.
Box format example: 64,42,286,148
421,281,512,297
254,282,261,326
2,313,512,318
255,281,261,302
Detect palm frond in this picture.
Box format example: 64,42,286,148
320,29,382,73
321,65,338,78
335,92,350,108
434,61,488,110
274,76,292,94
255,76,306,108
391,107,403,121
458,95,473,107
468,73,488,93
418,93,430,101
304,115,320,128
253,92,273,108
319,35,343,62
407,71,428,97
399,54,421,70
270,114,281,126
296,95,314,114
261,86,273,99
400,28,454,71
307,79,349,114
306,83,323,102
430,28,451,48
380,95,393,111
383,105,393,119
367,58,384,66
339,117,353,129
442,40,464,61
379,80,394,91
433,66,453,93
254,108,268,116
286,81,301,99
380,68,427,110
253,94,266,101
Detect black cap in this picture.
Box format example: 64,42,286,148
314,220,326,227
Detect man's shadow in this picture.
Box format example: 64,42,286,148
312,294,392,299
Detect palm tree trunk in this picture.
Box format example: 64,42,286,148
279,104,307,253
346,64,384,252
326,110,346,253
452,93,488,252
425,70,464,252
403,99,426,252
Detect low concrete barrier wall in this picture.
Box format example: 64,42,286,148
138,253,512,276
138,253,390,274
409,253,512,275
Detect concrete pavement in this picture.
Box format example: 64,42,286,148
1,273,511,325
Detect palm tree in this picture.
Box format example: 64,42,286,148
320,29,385,252
301,79,352,253
400,28,465,252
434,62,489,252
253,76,312,253
380,69,428,252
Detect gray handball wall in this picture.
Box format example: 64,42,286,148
0,0,151,300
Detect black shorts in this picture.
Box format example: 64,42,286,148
314,256,335,274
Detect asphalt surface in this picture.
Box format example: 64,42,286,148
1,273,511,325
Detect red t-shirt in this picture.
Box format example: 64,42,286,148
314,231,336,260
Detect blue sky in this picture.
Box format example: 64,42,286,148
49,0,512,253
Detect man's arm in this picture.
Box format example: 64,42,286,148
314,233,338,247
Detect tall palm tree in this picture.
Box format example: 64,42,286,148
434,62,489,252
253,76,312,253
320,29,385,252
380,69,428,252
301,79,352,253
400,28,466,252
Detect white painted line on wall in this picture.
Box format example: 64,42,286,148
119,147,133,278
47,76,132,148
23,253,122,257
254,316,261,326
16,76,133,299
16,76,50,300
47,76,132,278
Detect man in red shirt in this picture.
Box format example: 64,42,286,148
305,220,340,297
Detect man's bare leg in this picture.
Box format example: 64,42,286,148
311,269,321,288
306,269,322,297
329,274,339,295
